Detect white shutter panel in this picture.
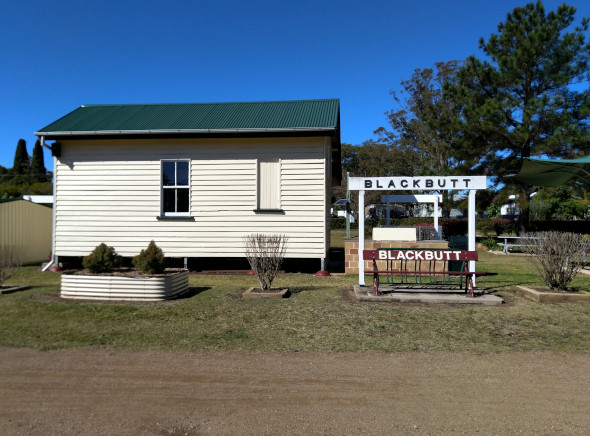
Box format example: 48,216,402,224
258,159,280,209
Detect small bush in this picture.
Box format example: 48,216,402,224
493,218,515,235
132,240,166,274
478,218,515,237
0,245,22,286
243,234,288,290
83,243,121,273
441,219,467,239
480,238,501,251
331,217,359,230
523,231,584,291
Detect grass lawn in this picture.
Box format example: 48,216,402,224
1,252,589,353
330,228,359,248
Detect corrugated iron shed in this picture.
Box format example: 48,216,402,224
36,99,340,136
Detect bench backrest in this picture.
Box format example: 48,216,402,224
363,249,478,262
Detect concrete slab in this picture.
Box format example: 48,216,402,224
353,285,504,305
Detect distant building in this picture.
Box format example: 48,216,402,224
0,199,52,264
501,194,520,219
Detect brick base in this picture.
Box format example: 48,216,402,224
344,239,449,274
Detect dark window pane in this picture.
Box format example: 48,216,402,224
163,189,175,212
177,188,189,212
162,162,175,186
177,161,189,186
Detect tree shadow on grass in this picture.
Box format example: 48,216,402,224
229,286,315,299
285,286,315,295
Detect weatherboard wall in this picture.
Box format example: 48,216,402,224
53,137,330,258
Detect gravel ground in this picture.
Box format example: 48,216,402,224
1,348,589,435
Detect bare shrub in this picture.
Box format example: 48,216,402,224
0,245,23,286
243,234,288,290
523,231,584,291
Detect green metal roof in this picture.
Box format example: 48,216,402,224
36,99,340,137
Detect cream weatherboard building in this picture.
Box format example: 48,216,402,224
35,99,341,269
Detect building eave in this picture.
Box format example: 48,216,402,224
35,127,337,138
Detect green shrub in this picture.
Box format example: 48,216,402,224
477,218,515,236
480,238,501,251
132,240,166,274
441,219,467,239
331,217,359,230
82,243,121,273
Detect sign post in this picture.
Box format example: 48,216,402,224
346,172,350,238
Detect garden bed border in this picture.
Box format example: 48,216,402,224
61,269,189,301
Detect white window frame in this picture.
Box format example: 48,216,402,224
256,158,281,211
161,160,191,217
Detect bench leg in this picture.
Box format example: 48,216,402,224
467,275,475,298
373,273,379,296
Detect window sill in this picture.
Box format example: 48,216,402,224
156,216,195,221
253,209,285,214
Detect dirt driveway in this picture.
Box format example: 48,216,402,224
1,348,589,435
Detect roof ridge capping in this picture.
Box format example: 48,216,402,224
36,99,340,137
79,98,339,107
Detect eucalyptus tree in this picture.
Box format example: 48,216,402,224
375,60,471,211
376,60,465,177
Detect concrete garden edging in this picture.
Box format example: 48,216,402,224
61,270,189,301
516,285,590,303
242,287,290,299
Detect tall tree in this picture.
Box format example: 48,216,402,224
376,60,466,177
376,60,476,213
344,140,416,178
12,139,30,175
446,1,590,231
30,139,47,182
335,141,417,213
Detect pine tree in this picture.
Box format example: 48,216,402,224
30,139,47,182
12,139,30,175
446,1,590,232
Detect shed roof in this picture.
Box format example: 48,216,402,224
36,99,340,138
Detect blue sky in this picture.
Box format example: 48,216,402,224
1,0,589,171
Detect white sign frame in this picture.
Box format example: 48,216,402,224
351,176,487,287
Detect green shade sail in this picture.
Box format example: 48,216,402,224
510,155,590,187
